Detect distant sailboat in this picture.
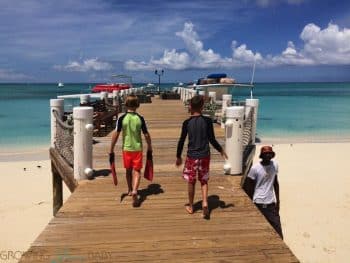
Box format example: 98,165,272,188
58,82,64,87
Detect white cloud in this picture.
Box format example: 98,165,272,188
267,23,350,66
0,69,31,81
54,58,113,72
300,23,350,64
122,20,350,71
125,22,261,71
256,0,307,7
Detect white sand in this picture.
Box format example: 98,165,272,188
254,143,350,263
1,143,350,262
0,157,70,263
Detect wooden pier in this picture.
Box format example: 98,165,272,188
20,97,298,262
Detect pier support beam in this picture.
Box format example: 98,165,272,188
52,163,63,216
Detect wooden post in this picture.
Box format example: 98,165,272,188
52,162,63,216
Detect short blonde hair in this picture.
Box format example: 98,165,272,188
125,94,140,109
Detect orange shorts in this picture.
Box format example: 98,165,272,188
122,151,143,170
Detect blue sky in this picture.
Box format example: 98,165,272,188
0,0,350,83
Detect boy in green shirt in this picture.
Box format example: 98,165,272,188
109,95,152,207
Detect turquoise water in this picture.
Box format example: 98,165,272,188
0,82,350,150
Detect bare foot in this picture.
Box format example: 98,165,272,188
202,206,209,220
185,205,193,214
127,191,133,196
132,192,139,207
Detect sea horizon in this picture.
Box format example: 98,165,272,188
1,82,350,155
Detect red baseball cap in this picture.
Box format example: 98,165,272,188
259,146,275,158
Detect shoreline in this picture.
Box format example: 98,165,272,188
0,144,49,162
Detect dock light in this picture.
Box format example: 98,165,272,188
154,69,164,94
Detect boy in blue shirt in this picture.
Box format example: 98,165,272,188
176,95,227,219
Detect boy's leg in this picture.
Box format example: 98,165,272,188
123,151,133,195
132,169,141,194
186,182,195,214
201,183,208,208
183,156,196,214
131,169,141,207
126,168,132,195
201,183,209,219
198,156,210,219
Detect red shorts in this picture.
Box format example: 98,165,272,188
183,156,210,185
122,151,143,170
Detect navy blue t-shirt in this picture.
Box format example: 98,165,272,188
176,115,222,159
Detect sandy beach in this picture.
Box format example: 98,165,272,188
1,142,350,262
0,150,70,263
255,142,350,263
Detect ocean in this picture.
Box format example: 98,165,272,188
0,82,350,151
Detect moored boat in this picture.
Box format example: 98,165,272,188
186,73,253,99
92,74,133,93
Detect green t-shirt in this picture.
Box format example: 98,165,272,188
116,112,148,151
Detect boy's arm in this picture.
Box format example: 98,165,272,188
176,121,188,166
243,177,256,200
243,166,256,200
144,133,152,152
274,175,280,211
109,130,120,153
207,118,227,159
140,116,152,151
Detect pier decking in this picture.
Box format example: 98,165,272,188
20,98,298,262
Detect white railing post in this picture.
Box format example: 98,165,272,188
221,94,232,128
185,89,189,102
198,90,205,96
50,99,64,148
208,91,216,104
112,90,119,106
224,106,245,175
191,89,197,98
73,107,94,180
245,99,259,145
100,92,108,103
80,94,90,105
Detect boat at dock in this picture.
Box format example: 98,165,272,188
180,73,254,100
92,74,133,93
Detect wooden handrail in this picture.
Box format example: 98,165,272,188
50,147,78,215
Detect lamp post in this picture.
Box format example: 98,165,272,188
154,69,164,94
